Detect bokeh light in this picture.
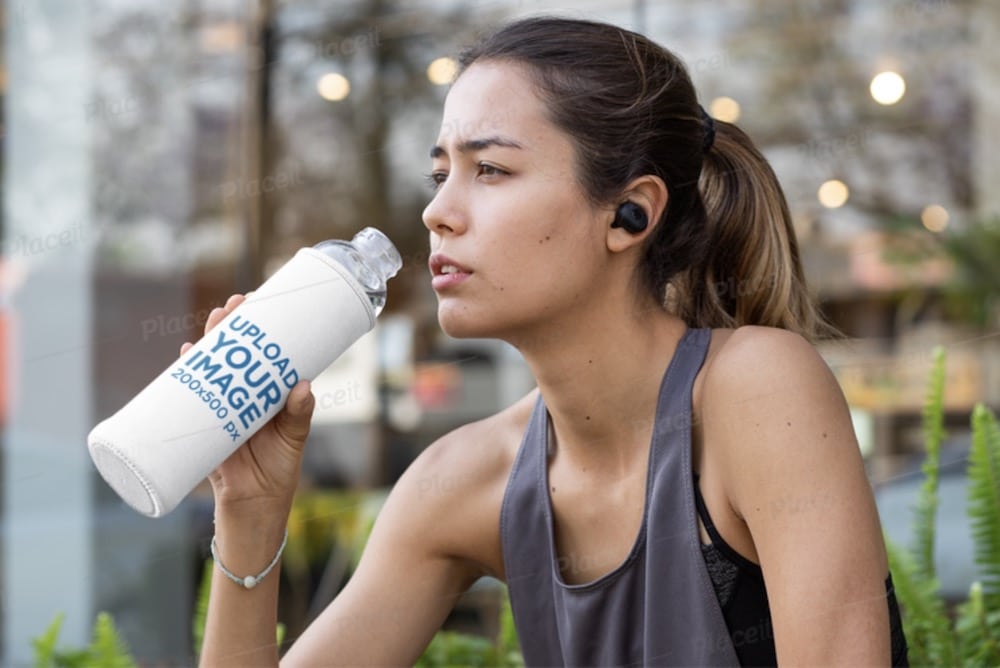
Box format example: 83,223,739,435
818,179,850,208
317,72,350,101
921,204,949,232
709,96,741,123
427,57,458,86
870,71,906,105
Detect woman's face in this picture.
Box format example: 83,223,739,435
423,61,612,343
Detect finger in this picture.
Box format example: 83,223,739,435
224,293,246,311
180,342,193,356
204,294,247,336
288,380,315,415
203,307,227,335
272,381,315,448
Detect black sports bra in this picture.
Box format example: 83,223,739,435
694,476,909,666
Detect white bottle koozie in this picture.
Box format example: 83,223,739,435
88,247,376,517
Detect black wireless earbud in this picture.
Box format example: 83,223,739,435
611,201,648,234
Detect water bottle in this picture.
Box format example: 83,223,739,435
87,227,402,517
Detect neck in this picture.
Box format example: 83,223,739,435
510,297,687,475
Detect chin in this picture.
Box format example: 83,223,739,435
437,303,546,349
436,302,507,340
437,309,487,339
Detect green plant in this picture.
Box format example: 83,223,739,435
885,346,1000,666
881,214,1000,329
35,556,283,667
417,586,524,667
32,612,137,668
192,559,212,658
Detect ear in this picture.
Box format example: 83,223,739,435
606,174,669,253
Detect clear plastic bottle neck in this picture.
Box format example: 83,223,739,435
351,228,403,284
312,228,402,316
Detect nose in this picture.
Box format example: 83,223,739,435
422,183,467,238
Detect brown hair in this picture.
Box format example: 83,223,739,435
457,16,831,340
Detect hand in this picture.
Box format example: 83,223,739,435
180,293,316,515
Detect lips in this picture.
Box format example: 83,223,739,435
429,253,473,290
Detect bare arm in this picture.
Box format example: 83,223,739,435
193,294,317,667
280,436,493,666
703,327,892,666
201,418,491,668
194,295,507,667
202,494,301,667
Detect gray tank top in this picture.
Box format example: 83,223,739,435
500,327,740,666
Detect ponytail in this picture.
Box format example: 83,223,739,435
666,121,833,341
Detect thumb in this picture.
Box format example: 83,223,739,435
271,380,315,447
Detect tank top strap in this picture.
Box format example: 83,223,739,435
499,393,565,662
644,327,739,665
652,326,712,428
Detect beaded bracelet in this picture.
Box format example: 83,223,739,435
210,528,288,589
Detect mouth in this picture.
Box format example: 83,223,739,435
429,254,473,290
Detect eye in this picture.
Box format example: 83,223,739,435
477,162,508,179
424,171,447,191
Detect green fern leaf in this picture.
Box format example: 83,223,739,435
52,649,89,668
969,404,1000,610
86,612,137,668
192,559,213,658
886,538,956,667
31,612,64,668
496,586,524,667
955,581,1000,665
914,346,947,580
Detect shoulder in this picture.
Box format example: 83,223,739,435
696,326,857,510
700,325,832,392
376,388,539,577
401,387,537,499
697,325,843,420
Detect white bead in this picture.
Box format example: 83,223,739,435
243,575,257,589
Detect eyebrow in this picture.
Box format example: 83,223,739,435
429,135,524,159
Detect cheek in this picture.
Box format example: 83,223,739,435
496,234,602,303
477,186,606,295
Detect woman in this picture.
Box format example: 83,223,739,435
196,16,908,667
